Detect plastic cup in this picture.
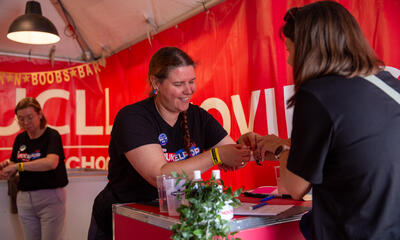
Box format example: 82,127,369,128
164,177,184,216
156,175,168,212
274,165,289,195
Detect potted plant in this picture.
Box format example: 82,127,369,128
170,171,242,240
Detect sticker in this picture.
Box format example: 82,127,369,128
158,133,168,146
175,148,187,161
19,145,26,152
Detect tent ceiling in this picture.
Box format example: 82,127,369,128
0,0,223,63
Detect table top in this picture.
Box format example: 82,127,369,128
113,195,312,232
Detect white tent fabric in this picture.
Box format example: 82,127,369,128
0,0,223,63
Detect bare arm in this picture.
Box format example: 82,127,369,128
215,135,235,146
214,135,244,171
20,154,59,171
251,134,310,199
125,135,250,187
0,154,59,179
279,151,311,200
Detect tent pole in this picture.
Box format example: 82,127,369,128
0,51,85,63
112,0,225,57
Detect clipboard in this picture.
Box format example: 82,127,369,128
234,203,293,216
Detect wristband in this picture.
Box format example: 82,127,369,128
17,162,24,172
210,148,222,165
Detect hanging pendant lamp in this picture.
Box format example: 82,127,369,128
7,1,60,45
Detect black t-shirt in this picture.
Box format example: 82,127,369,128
287,71,400,239
10,127,68,191
93,97,227,235
107,97,228,202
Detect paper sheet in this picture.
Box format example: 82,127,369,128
234,203,293,216
249,186,312,201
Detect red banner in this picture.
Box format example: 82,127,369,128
1,0,399,190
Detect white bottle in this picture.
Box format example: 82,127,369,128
212,169,233,220
193,170,202,181
193,170,203,191
212,169,223,192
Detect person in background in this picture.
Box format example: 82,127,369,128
242,1,400,239
88,46,251,240
0,97,68,240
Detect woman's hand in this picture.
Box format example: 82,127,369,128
236,132,261,151
0,160,11,171
217,144,251,168
254,134,287,161
1,163,18,180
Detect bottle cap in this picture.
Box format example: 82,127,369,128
212,169,220,179
193,170,202,180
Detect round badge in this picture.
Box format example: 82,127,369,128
158,133,168,146
19,145,26,152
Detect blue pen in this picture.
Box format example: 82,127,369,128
249,202,268,210
260,195,274,202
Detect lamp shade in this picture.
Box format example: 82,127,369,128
7,1,60,45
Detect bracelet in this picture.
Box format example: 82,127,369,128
210,148,222,165
17,162,24,172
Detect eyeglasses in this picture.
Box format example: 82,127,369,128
284,7,298,21
17,115,34,123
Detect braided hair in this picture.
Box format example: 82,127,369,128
181,111,192,157
148,47,195,157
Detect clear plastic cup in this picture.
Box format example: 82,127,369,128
164,177,185,216
156,175,168,212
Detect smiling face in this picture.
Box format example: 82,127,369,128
154,65,196,114
16,106,42,134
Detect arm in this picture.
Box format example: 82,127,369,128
18,154,59,171
125,135,250,187
213,135,247,171
0,154,59,179
251,134,310,199
282,90,332,200
279,151,311,200
215,135,235,146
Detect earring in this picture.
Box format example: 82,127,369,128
153,89,158,95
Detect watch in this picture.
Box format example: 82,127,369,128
274,145,290,159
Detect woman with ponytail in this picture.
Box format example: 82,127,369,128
88,46,250,240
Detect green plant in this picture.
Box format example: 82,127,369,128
170,171,242,240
